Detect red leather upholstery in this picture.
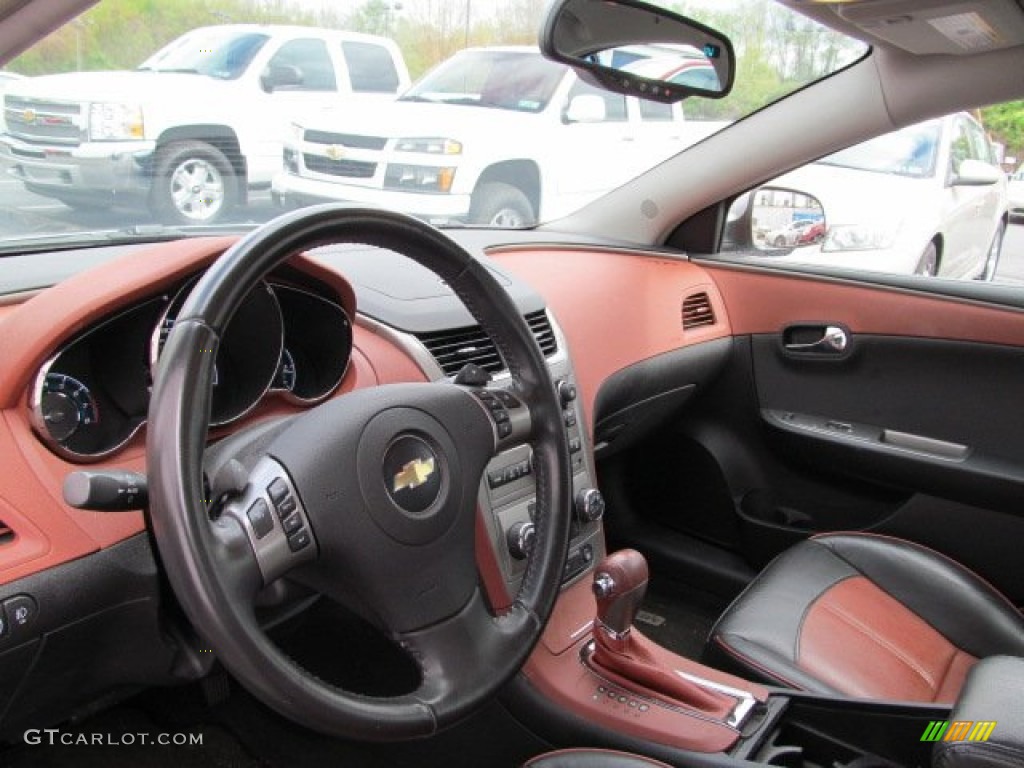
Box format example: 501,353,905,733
705,533,1024,703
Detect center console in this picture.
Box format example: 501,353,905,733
476,349,605,607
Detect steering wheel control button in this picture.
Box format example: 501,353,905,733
247,498,274,539
267,478,288,503
494,390,521,408
280,513,303,535
3,595,37,633
383,436,443,515
275,494,297,518
287,528,312,552
497,422,513,438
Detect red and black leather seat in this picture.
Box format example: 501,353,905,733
705,533,1024,703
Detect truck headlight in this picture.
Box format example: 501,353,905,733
88,103,144,141
394,138,462,155
384,164,456,193
822,221,900,252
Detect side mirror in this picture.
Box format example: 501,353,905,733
564,93,607,123
261,64,303,93
747,186,827,251
953,158,1002,187
540,0,734,104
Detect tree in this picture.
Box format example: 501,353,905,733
980,101,1024,165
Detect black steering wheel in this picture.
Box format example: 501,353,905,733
146,205,572,740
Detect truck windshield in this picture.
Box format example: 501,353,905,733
138,29,269,80
400,50,565,113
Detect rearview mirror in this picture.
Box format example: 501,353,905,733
540,0,734,104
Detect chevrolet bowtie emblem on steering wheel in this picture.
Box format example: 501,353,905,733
393,456,436,493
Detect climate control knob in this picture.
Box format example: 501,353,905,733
575,488,605,524
506,521,536,560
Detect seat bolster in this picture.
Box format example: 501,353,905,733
816,534,1024,659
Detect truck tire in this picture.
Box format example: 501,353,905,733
149,140,238,225
468,182,535,228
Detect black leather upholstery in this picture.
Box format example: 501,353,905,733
934,655,1024,768
705,533,1024,699
525,749,673,768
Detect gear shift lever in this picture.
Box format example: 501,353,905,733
592,548,649,648
588,549,739,719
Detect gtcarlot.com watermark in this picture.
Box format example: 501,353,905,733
24,729,203,747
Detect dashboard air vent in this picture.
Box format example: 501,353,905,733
682,292,715,330
417,309,557,377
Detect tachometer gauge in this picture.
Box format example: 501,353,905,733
39,373,99,442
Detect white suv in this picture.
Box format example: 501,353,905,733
272,46,723,227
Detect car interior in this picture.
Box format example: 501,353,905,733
0,0,1023,767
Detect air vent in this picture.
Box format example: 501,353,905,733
417,309,558,377
682,292,716,330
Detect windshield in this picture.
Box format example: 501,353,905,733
0,0,867,248
400,50,566,113
138,28,270,79
819,120,942,179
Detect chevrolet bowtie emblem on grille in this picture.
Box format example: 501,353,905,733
325,144,345,161
22,108,36,124
393,457,436,493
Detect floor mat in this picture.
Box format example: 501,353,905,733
633,587,720,660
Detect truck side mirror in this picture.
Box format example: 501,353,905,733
261,64,303,93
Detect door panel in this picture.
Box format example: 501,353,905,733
602,263,1024,605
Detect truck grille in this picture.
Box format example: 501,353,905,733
303,154,377,179
303,130,387,150
4,96,84,145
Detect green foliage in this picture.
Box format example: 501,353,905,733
7,0,344,75
980,101,1024,164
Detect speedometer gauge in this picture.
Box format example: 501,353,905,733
39,373,99,442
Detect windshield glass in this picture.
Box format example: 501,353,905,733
139,28,270,79
400,50,566,112
0,0,867,248
819,120,942,179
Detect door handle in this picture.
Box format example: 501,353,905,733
784,325,849,354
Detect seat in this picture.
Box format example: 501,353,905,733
524,749,672,768
705,533,1024,704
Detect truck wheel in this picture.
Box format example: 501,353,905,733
468,182,535,228
150,141,237,225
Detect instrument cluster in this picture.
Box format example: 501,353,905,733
30,274,352,461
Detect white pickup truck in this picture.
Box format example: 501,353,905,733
0,25,409,224
271,46,725,227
